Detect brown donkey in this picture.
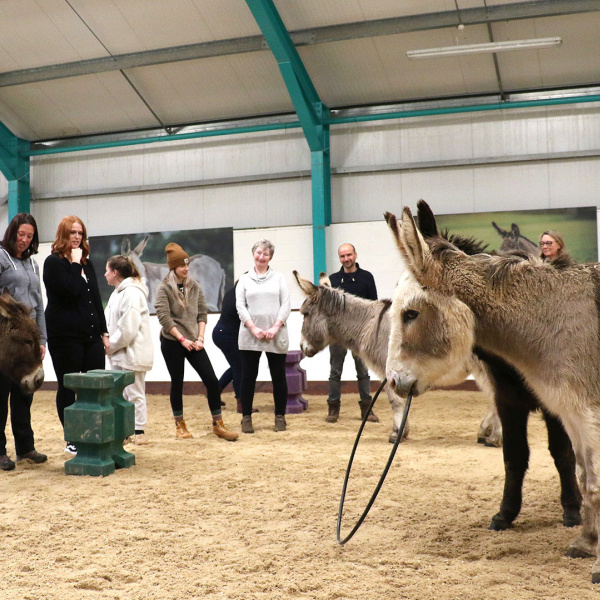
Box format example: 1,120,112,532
385,203,599,582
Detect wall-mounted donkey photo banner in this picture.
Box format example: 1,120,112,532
434,206,598,264
90,227,234,314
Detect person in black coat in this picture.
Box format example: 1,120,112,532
43,216,109,455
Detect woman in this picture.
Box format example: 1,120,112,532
0,213,47,471
155,243,237,442
43,216,109,455
539,230,566,261
236,239,291,433
104,255,153,445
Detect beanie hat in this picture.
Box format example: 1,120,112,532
165,243,189,270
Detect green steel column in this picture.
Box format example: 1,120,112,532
0,124,31,218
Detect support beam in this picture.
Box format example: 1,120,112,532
246,0,331,281
0,123,31,218
0,0,596,88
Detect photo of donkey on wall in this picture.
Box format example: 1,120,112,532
90,227,234,313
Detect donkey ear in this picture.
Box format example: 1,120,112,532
399,207,430,276
0,288,15,319
511,223,520,236
416,200,439,239
132,235,149,256
121,237,131,255
293,271,317,296
319,272,332,287
492,221,507,236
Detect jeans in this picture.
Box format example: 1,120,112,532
0,372,35,456
239,350,287,417
48,337,106,427
212,325,242,398
327,343,371,405
160,337,222,417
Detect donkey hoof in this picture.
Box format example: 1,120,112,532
477,436,486,444
563,510,582,528
489,513,512,531
565,545,595,559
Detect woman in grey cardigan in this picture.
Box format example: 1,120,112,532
155,243,238,442
0,213,47,471
236,239,291,433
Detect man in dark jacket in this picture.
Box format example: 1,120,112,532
326,243,379,424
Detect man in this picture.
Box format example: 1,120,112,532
326,243,379,423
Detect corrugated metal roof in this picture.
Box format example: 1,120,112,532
0,0,597,141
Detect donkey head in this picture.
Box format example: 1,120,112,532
294,270,343,357
0,289,44,393
383,208,476,397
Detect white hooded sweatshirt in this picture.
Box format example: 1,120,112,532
105,277,154,372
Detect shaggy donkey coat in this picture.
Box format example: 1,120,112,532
386,203,600,583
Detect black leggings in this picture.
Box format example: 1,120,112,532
48,337,106,427
239,350,287,417
160,337,222,417
0,372,35,456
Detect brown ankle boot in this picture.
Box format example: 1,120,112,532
213,419,239,441
175,419,193,439
326,401,340,423
241,415,254,434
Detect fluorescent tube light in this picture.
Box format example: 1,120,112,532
406,37,562,59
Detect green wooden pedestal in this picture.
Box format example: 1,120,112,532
89,369,136,469
63,372,117,477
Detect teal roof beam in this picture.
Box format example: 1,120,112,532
245,0,327,152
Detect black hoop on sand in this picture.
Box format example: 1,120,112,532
336,381,413,545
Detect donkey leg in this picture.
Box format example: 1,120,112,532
489,400,529,531
543,408,582,527
477,402,503,447
386,387,408,444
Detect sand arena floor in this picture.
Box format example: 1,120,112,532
0,388,596,599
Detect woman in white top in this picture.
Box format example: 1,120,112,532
236,239,291,433
104,255,154,445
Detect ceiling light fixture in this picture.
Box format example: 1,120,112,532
406,37,562,59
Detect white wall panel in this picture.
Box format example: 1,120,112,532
473,163,550,211
400,168,476,214
548,160,600,208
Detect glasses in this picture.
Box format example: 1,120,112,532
540,241,555,247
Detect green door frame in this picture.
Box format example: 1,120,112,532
0,121,30,220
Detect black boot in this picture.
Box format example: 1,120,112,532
359,399,379,423
326,401,340,423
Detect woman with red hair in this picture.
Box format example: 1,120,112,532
43,216,109,455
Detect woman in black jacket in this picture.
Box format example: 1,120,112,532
43,216,109,455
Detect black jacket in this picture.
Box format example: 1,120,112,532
43,253,107,341
328,264,378,300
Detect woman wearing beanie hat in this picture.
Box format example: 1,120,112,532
155,243,238,441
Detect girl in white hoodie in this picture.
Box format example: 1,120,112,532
104,255,154,445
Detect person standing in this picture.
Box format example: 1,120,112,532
43,216,109,456
155,243,238,442
326,243,379,424
104,255,154,445
0,213,47,471
236,239,291,433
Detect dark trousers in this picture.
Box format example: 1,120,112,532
160,337,222,416
0,372,35,456
240,350,287,417
48,337,106,427
212,326,242,398
327,343,371,405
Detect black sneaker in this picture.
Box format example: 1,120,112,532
0,455,16,471
17,450,48,464
64,443,77,456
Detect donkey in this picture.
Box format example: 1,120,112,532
122,236,226,312
492,221,539,255
294,270,407,442
384,204,599,581
0,289,44,393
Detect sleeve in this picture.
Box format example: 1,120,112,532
33,274,47,346
276,273,291,324
367,272,378,301
235,276,252,325
43,253,89,299
196,283,208,324
87,260,108,333
108,289,143,352
154,282,176,332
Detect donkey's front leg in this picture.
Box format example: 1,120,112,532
386,386,409,444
